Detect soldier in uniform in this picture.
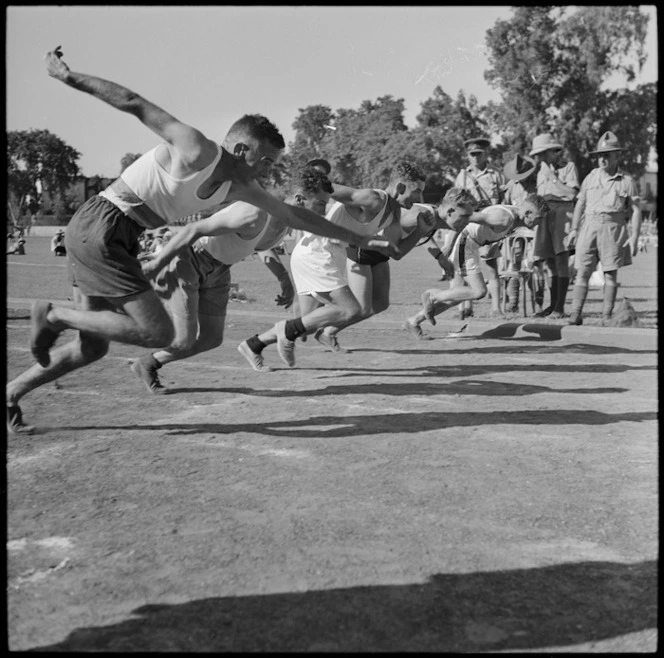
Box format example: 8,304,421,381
529,133,578,318
454,136,506,318
566,131,642,325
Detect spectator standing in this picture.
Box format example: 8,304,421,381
454,136,507,318
529,133,578,318
566,131,642,325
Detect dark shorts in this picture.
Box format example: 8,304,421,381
346,246,389,266
152,245,232,318
65,195,151,298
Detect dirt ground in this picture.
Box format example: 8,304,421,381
6,238,658,651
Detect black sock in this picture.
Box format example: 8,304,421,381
285,318,307,341
246,335,267,354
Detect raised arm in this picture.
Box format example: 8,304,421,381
44,46,216,169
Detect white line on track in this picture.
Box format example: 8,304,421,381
7,261,67,268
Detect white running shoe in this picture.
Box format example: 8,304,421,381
237,341,273,372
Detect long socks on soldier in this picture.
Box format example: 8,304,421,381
602,278,618,320
548,275,559,312
568,282,589,323
554,276,570,314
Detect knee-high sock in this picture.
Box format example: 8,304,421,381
602,279,618,319
554,276,570,313
568,282,589,318
547,275,559,310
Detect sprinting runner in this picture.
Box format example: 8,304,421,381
403,195,550,338
455,136,507,319
237,166,413,369
129,207,293,393
7,46,389,434
313,161,432,351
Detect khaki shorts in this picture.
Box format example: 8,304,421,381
152,244,231,318
533,201,573,259
574,216,632,273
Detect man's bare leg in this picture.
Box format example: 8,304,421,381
239,287,360,368
31,288,174,368
404,272,486,339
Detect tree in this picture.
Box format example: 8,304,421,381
483,6,655,178
415,87,492,185
7,129,81,221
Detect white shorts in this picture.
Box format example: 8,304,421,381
290,234,348,295
452,233,482,277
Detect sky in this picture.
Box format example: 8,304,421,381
6,5,659,178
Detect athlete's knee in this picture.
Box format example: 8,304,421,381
470,288,487,301
340,301,362,323
78,334,110,362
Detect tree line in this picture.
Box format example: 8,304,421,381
7,6,657,220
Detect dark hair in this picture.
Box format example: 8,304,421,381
524,193,550,215
226,114,285,150
290,166,333,196
389,161,426,184
441,186,477,208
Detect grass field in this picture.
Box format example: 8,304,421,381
6,236,658,652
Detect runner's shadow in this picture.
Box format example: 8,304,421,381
31,560,657,652
226,381,629,398
55,408,655,437
327,363,656,379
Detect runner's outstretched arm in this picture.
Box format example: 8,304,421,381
44,46,215,167
234,181,395,252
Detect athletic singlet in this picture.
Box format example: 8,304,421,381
99,144,232,229
196,203,271,265
398,202,436,238
323,190,391,244
467,204,519,245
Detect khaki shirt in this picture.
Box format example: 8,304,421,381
556,161,580,190
503,179,535,207
536,161,575,202
578,168,638,218
455,165,505,206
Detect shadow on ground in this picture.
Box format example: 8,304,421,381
30,560,656,652
51,408,658,438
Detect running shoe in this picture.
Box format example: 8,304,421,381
130,358,168,394
7,404,34,435
238,341,273,372
402,320,431,341
314,328,343,352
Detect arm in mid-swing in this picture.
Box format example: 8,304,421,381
231,181,393,252
330,184,386,217
141,202,265,275
44,46,217,174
